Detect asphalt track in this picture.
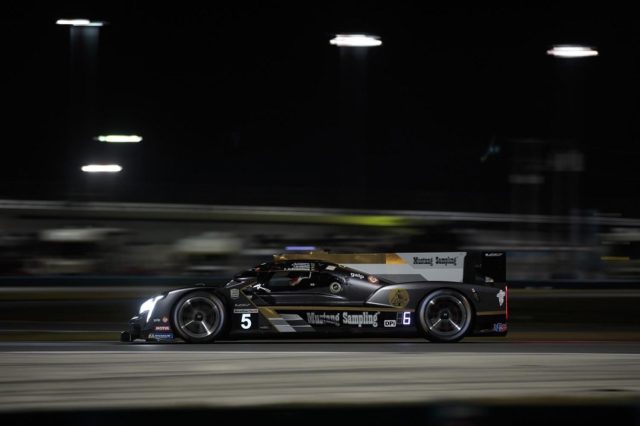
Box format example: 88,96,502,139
0,339,639,412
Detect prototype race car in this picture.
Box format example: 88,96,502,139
121,251,508,343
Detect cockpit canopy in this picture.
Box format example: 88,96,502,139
227,259,374,287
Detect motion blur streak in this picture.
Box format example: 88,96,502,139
0,346,638,411
3,198,640,280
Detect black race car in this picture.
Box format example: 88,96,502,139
121,252,508,343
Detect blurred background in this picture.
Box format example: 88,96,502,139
1,2,640,282
0,200,639,282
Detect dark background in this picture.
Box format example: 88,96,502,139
2,2,640,215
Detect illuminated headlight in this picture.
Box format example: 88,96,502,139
139,295,164,322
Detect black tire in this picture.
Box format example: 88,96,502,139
172,291,227,343
417,289,472,343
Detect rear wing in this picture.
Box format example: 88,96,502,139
463,251,506,284
274,251,506,284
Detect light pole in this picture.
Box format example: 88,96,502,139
57,19,105,143
547,43,599,278
57,19,107,200
546,43,598,215
330,34,381,207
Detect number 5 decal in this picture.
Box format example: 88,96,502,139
240,313,252,329
234,308,257,330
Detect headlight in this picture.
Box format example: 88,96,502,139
139,295,164,322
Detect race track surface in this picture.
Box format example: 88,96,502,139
0,340,639,412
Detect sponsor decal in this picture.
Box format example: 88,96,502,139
285,262,312,271
436,256,457,266
493,323,508,333
496,289,506,307
350,272,365,280
413,256,433,266
306,312,341,326
230,288,240,299
342,312,379,328
412,256,458,267
234,303,251,307
367,275,379,284
162,316,169,323
325,265,336,271
234,308,259,314
305,311,381,328
398,253,465,273
155,325,171,331
384,319,397,328
329,282,343,294
388,288,410,308
152,318,161,323
148,332,174,340
485,252,503,257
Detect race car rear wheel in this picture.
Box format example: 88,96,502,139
172,292,226,343
418,289,472,343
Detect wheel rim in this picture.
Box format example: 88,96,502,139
176,296,221,339
423,293,468,338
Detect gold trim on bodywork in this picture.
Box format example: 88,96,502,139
387,288,410,308
384,253,407,264
477,310,507,316
258,307,281,319
274,252,407,265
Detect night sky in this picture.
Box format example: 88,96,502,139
3,2,640,215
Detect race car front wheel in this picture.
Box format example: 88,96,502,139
418,289,472,343
172,292,226,343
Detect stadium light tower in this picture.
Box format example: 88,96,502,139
330,34,382,47
547,44,598,58
57,17,109,198
56,19,106,27
329,33,382,206
544,42,598,235
96,135,143,143
81,164,123,173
